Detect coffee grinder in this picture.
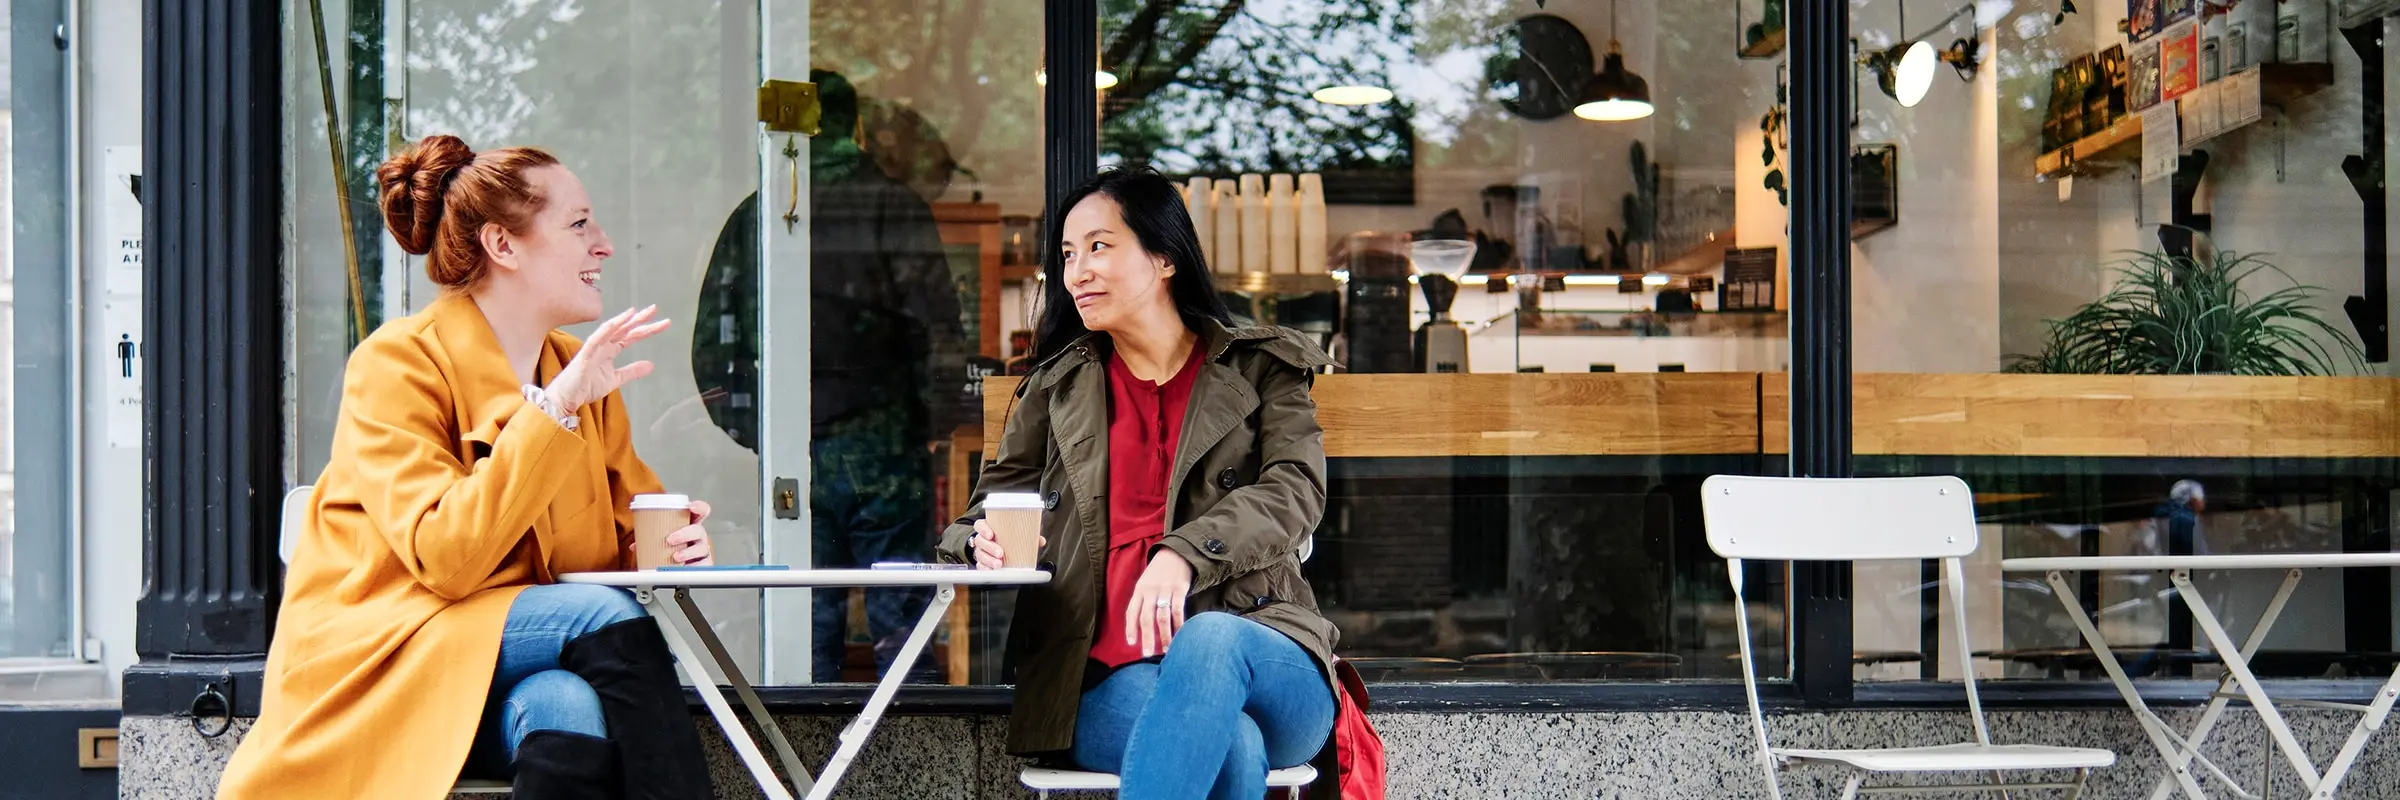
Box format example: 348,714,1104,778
1409,239,1478,374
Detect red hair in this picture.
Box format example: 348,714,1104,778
374,134,561,288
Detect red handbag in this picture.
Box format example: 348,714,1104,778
1329,659,1387,799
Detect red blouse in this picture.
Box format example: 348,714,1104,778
1091,345,1204,668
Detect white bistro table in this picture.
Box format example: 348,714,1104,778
559,567,1050,800
1999,553,2400,800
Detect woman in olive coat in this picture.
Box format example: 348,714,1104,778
940,168,1340,800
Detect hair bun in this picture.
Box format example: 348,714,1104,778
374,135,476,256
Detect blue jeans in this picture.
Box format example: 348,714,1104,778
1072,612,1335,800
462,583,647,777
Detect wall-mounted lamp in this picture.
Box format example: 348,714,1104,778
1857,2,1982,108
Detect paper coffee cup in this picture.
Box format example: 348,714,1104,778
982,492,1045,569
629,493,691,570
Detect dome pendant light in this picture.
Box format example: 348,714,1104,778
1575,0,1653,121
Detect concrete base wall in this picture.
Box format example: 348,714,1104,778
120,707,2400,798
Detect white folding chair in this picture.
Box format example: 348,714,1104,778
1020,764,1317,798
1703,475,2114,799
278,485,312,565
280,484,512,797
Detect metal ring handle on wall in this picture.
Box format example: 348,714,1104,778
189,682,233,739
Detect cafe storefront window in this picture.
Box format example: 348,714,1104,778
290,0,2400,697
1846,0,2400,687
283,0,1817,689
1083,0,1797,683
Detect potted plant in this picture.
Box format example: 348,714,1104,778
2005,250,2365,375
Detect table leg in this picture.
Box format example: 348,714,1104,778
947,586,971,686
2309,664,2400,799
2043,571,2214,800
2170,569,2323,794
639,588,797,800
805,584,955,800
2147,568,2305,800
672,590,815,794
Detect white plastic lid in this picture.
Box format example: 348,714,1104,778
983,492,1045,510
629,493,690,511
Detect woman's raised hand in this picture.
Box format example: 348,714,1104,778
547,305,671,409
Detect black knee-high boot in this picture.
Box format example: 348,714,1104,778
559,616,715,800
512,730,624,800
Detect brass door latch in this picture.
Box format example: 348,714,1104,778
757,79,820,136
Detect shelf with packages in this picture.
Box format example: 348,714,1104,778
1487,309,1789,339
1455,228,1740,288
1212,271,1342,295
2033,62,2334,180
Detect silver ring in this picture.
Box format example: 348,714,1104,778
1154,598,1171,608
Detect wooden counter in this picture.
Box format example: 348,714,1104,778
1850,374,2400,459
979,373,2400,461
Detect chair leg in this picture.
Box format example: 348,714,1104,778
1838,774,1865,800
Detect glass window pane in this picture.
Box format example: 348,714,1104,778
1096,0,1793,682
283,0,1044,686
801,0,1045,684
6,0,74,662
1849,0,2400,684
288,0,776,671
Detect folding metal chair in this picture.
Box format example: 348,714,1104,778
1703,475,2115,799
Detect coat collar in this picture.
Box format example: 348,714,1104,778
1037,315,1313,527
1030,316,1307,391
427,293,569,446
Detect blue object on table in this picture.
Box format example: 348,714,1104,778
658,564,793,571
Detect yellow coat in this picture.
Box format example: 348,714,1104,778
218,295,663,800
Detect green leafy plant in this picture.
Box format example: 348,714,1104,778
2005,250,2365,376
1759,70,1789,207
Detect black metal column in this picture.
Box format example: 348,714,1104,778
2342,24,2389,364
1788,0,1856,705
124,0,284,718
1044,0,1099,223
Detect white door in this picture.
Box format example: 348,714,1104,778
386,0,814,681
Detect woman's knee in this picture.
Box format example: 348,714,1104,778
1170,612,1252,660
529,583,647,634
504,670,607,745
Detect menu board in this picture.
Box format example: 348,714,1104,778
1721,247,1778,311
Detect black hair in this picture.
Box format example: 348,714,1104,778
1033,167,1233,363
809,68,858,137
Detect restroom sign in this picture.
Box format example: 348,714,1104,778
104,146,143,296
102,146,144,449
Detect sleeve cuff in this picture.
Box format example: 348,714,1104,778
1156,534,1225,589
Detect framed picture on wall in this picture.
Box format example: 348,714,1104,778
2160,0,2198,28
2130,41,2163,111
2161,21,2200,101
2128,0,2164,42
